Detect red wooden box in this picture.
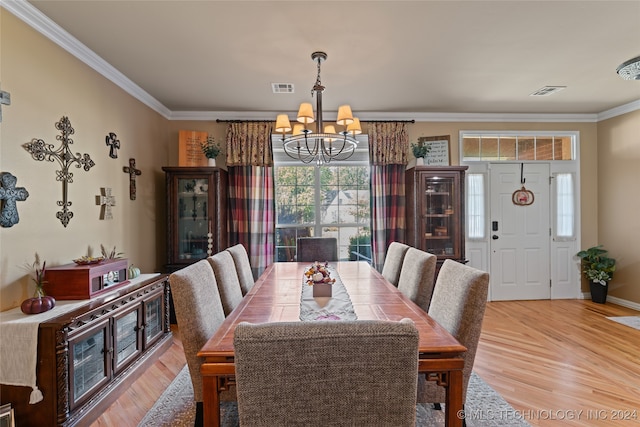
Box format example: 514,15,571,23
43,258,129,300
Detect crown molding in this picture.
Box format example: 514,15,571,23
2,0,172,119
597,99,640,121
4,0,639,124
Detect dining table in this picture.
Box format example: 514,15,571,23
198,261,466,427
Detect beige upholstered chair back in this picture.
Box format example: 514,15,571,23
233,319,419,427
397,247,437,312
381,241,411,287
207,251,244,316
419,259,490,403
168,260,225,403
226,243,254,295
296,237,338,262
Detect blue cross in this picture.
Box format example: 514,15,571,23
0,172,29,227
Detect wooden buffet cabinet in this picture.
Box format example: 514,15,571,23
406,166,468,272
162,167,228,272
0,274,172,427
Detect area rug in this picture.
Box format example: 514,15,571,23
138,366,529,427
607,316,640,331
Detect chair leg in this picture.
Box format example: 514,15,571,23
195,401,203,427
431,402,466,426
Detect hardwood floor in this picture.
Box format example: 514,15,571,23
474,300,640,426
91,300,640,427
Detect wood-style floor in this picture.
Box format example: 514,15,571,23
91,300,640,427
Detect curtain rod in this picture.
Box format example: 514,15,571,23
215,119,415,123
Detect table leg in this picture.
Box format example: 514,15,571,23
202,375,221,427
445,369,463,427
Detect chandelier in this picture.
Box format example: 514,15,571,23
616,55,640,80
275,51,362,165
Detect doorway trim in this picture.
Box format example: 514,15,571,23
460,130,581,300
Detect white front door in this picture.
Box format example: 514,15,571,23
489,163,551,300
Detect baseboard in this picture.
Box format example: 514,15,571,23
581,292,640,311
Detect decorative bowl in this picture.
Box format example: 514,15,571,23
73,256,104,265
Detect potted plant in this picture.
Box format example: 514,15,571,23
411,142,429,165
576,245,616,303
201,135,221,166
21,253,56,314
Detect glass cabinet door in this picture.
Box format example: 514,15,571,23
176,177,211,261
69,319,111,409
113,305,142,373
422,174,460,259
143,293,164,348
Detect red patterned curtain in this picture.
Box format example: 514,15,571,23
368,122,409,271
225,122,274,277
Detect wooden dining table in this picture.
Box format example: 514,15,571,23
198,261,466,427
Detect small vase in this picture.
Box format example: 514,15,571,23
207,158,217,167
416,157,425,166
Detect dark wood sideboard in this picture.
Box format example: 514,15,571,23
0,274,172,427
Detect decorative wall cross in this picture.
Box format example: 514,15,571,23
24,116,95,227
0,172,29,227
0,85,10,123
105,132,120,159
123,158,142,200
96,187,116,220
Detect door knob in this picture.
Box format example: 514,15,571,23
492,235,499,240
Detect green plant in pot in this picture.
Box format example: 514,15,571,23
201,135,221,165
576,245,616,303
411,142,429,165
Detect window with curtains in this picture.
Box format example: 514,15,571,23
273,137,371,262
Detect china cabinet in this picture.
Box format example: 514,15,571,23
162,167,228,272
406,166,468,272
0,274,171,427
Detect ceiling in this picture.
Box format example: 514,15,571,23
10,1,640,121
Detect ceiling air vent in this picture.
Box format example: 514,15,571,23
272,83,294,94
530,86,566,96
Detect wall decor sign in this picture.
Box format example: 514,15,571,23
123,158,141,200
23,116,95,227
105,132,120,159
0,172,29,227
418,135,450,166
96,187,116,219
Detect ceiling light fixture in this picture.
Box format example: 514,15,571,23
275,51,361,165
616,55,640,80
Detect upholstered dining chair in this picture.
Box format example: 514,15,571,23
233,319,419,427
207,251,244,316
225,243,254,295
381,241,411,287
396,247,438,312
296,237,338,262
168,260,235,427
417,259,490,412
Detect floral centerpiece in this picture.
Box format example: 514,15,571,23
304,261,336,286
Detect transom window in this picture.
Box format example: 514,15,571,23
462,134,575,161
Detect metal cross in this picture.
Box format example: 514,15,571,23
96,187,116,220
0,172,29,227
105,132,120,159
123,158,142,200
23,116,95,227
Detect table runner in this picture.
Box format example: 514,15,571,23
299,265,357,321
0,273,159,403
